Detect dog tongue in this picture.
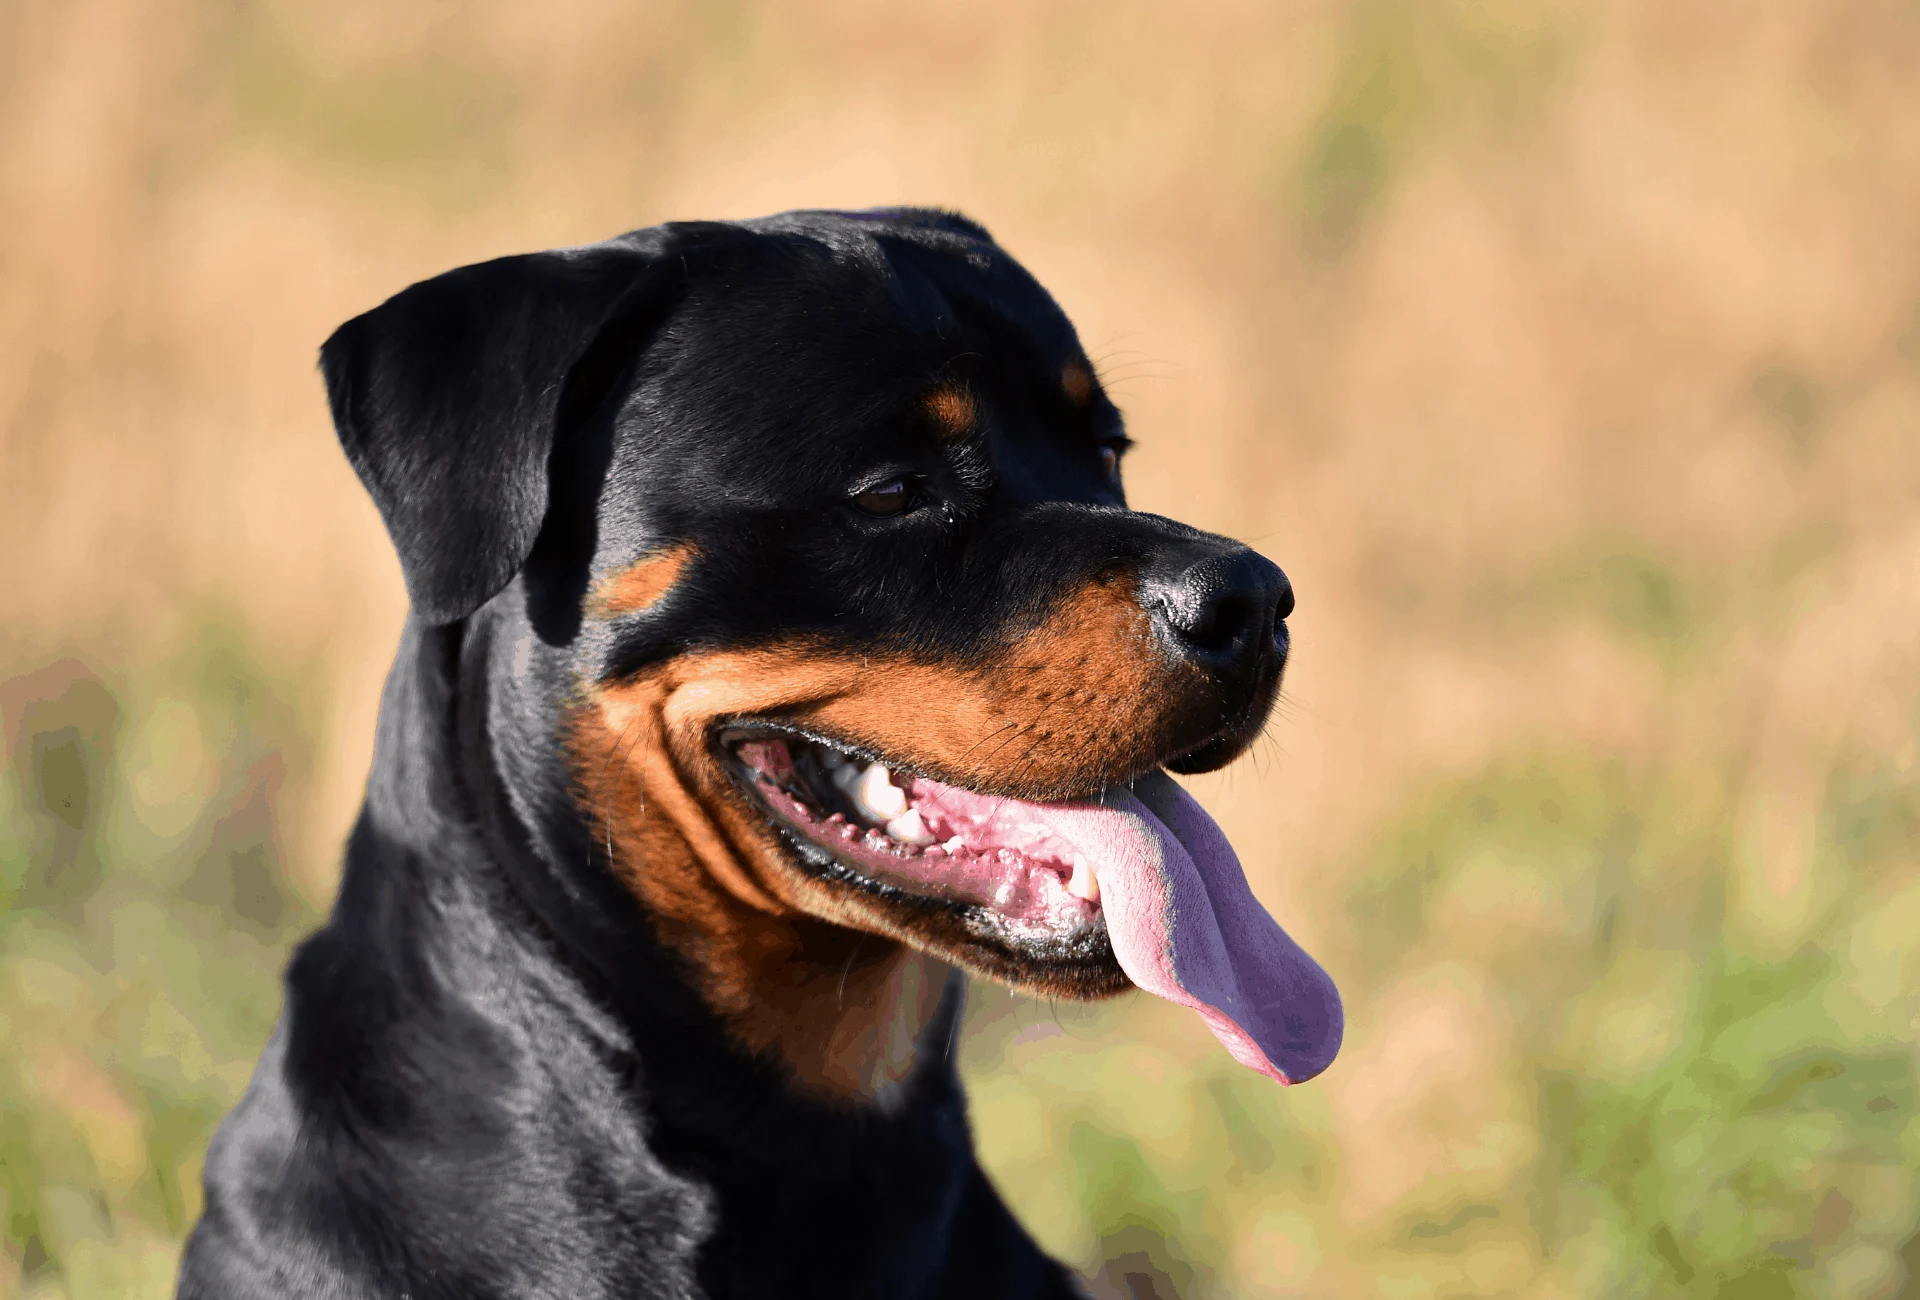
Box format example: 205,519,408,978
1042,772,1343,1084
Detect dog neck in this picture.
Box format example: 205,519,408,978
626,863,961,1102
225,619,1011,1296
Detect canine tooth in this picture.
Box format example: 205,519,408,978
1068,855,1100,902
851,763,908,822
885,808,935,845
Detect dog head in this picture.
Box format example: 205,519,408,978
322,209,1340,1098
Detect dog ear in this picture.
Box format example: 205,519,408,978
320,238,675,625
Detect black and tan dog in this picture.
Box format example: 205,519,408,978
177,209,1342,1299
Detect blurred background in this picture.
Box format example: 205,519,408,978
4,1,1919,1296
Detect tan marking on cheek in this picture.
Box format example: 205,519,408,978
925,386,976,439
589,543,697,619
590,681,785,917
1061,361,1093,406
573,684,954,1101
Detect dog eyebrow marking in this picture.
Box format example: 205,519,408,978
1061,361,1093,407
589,542,697,619
924,386,977,440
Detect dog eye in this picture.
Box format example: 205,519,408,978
1099,445,1122,482
852,478,913,517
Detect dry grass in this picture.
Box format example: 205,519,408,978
4,1,1919,1296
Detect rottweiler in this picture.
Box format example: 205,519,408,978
177,208,1342,1299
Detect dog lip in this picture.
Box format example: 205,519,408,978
1160,646,1285,774
709,712,1260,802
710,720,1132,803
713,722,897,780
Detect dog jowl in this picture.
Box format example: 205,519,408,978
178,209,1342,1300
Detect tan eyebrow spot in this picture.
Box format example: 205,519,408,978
1061,361,1093,406
924,386,977,438
588,542,697,619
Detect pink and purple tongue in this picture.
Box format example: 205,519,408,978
1043,771,1343,1084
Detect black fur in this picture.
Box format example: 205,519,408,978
179,209,1290,1298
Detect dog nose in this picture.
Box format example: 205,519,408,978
1142,548,1292,671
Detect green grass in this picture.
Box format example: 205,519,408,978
1,646,314,1299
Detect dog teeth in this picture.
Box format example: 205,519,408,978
885,808,935,845
850,762,908,823
1067,855,1100,902
809,748,941,845
942,835,965,854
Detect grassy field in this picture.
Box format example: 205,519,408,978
4,2,1918,1296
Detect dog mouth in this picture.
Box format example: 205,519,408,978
719,727,1104,938
716,722,1346,1085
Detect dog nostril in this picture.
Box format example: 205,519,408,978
1176,592,1252,654
1144,549,1289,666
